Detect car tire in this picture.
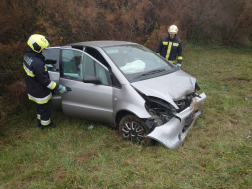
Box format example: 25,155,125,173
119,114,152,146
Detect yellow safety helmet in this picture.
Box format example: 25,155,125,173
168,25,178,34
27,34,50,53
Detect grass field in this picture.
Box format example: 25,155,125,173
0,44,252,189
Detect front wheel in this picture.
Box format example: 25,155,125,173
119,114,152,146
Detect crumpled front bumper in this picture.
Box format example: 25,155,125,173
146,92,206,149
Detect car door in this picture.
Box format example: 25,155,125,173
59,47,114,124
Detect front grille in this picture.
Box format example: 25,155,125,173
182,111,195,133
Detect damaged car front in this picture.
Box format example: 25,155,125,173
140,87,206,149
104,44,206,149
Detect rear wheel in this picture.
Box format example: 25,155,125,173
119,114,152,146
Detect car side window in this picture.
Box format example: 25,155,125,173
82,56,109,85
62,49,82,80
82,54,95,78
42,48,60,72
84,47,118,87
95,62,108,85
61,49,110,85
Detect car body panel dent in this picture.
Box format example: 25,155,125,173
147,92,206,149
131,70,196,109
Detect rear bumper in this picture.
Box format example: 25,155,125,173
147,92,206,149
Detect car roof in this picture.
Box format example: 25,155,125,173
67,40,137,48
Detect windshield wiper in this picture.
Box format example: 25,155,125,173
135,69,166,79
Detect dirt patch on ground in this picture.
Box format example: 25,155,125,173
222,77,250,83
76,152,98,162
53,168,67,181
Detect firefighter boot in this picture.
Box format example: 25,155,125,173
41,122,56,130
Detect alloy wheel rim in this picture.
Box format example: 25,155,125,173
121,121,146,142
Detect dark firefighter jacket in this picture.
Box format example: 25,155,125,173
156,35,183,64
23,47,59,104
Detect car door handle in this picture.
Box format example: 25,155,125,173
66,87,72,91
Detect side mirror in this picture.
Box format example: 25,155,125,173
83,75,102,84
44,59,57,64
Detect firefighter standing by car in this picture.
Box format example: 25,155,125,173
156,25,183,68
23,34,68,130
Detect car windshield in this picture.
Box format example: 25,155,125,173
103,45,176,81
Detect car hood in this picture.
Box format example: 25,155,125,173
131,70,196,109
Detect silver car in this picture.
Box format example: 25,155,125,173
43,41,206,149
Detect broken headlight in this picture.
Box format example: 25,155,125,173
174,92,199,113
144,96,175,128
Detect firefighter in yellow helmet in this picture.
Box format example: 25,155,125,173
23,34,68,129
156,25,183,68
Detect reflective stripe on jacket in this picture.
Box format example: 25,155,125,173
23,47,59,104
156,36,183,64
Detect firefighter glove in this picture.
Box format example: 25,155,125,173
177,63,181,68
58,84,68,94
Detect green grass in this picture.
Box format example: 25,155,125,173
1,44,252,188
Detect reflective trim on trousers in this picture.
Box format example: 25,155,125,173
28,93,52,104
41,118,51,126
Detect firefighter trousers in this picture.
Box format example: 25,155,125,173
36,100,52,127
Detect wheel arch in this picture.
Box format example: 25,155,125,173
115,110,138,128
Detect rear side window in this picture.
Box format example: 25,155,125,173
42,48,60,72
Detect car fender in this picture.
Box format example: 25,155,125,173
113,84,151,124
